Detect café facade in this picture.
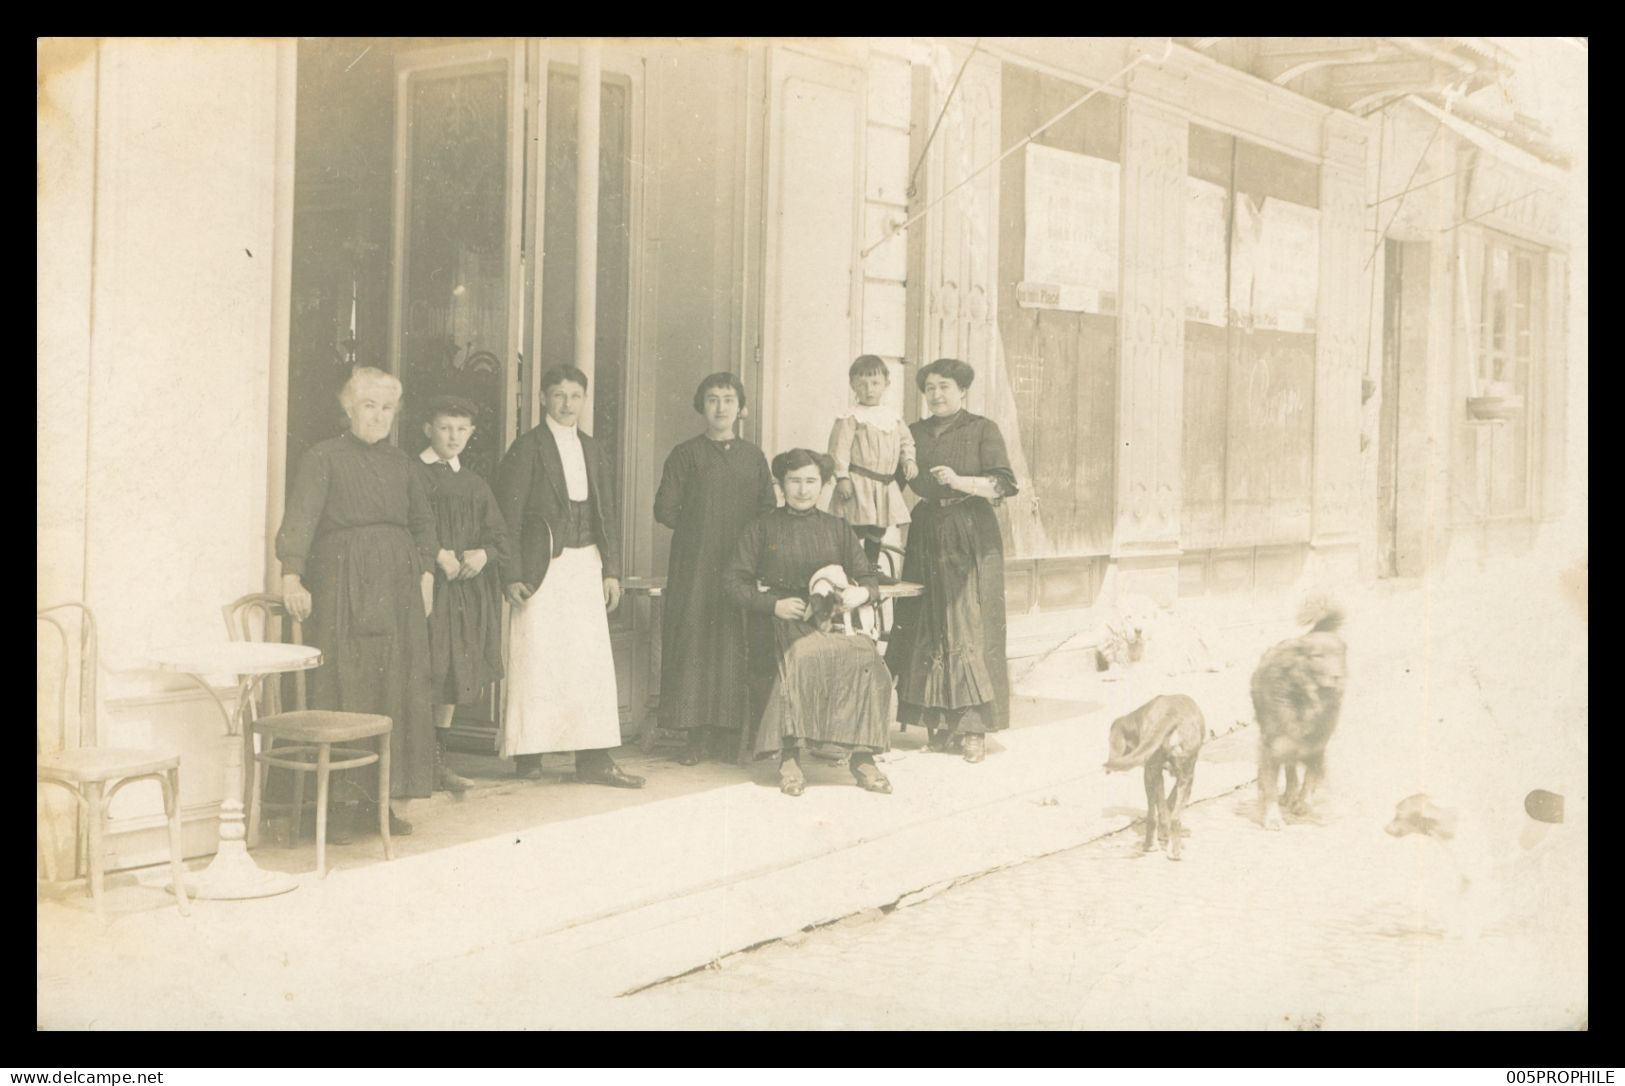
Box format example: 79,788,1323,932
37,36,1582,871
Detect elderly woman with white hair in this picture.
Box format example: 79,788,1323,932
275,366,438,838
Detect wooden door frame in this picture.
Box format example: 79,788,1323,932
524,43,650,583
758,44,868,460
387,40,528,456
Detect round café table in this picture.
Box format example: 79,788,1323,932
144,641,321,900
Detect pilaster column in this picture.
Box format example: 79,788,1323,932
1112,90,1187,599
1311,113,1369,553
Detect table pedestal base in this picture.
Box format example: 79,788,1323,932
178,839,298,900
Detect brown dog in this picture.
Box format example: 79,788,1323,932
1104,694,1206,860
1251,597,1347,831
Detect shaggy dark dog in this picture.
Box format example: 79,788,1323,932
1250,597,1347,831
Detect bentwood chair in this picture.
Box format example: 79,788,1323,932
223,593,393,878
37,603,190,918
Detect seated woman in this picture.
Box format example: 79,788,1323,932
724,449,895,796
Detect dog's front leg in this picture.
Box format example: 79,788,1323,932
1168,762,1194,861
1149,761,1171,849
1294,752,1324,816
1282,761,1302,813
1258,748,1285,831
1142,763,1161,852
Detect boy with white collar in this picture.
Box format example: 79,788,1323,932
417,395,510,794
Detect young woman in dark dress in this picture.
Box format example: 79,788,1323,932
416,395,509,794
276,367,438,836
884,358,1019,765
724,449,895,796
654,373,777,764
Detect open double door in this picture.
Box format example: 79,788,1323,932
386,40,871,746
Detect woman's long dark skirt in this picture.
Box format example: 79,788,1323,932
304,523,435,799
885,498,1010,735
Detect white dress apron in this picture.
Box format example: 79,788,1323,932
501,543,623,756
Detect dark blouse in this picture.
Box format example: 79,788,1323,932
654,434,777,538
901,410,1018,501
276,432,439,577
416,458,509,564
724,507,880,615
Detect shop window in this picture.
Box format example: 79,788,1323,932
1182,125,1319,552
996,64,1122,560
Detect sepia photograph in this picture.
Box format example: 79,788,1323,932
36,35,1587,1031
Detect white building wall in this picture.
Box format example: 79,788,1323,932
37,39,293,867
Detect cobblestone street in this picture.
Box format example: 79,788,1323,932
619,559,1589,1031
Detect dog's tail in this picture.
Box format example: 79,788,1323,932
1104,708,1181,772
1297,594,1345,634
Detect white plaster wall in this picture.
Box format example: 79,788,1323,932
37,39,287,863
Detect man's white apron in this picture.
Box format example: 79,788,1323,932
501,544,623,756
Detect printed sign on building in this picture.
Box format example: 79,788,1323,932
1018,143,1119,315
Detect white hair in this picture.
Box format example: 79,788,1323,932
338,366,402,408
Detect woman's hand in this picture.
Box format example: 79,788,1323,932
504,582,533,607
435,549,461,580
839,584,871,611
281,574,312,623
834,477,855,504
421,571,435,618
603,577,623,614
903,459,919,481
774,598,808,621
929,465,961,489
458,548,488,580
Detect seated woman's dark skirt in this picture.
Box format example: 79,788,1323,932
750,622,893,758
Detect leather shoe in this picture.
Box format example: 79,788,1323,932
962,734,986,763
851,761,893,794
576,763,646,789
778,758,806,797
676,731,705,766
513,754,544,780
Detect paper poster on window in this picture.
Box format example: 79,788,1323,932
1252,198,1320,334
1019,143,1119,315
1184,177,1229,326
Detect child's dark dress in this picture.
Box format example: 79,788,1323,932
417,454,510,705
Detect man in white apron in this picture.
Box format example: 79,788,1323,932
495,365,644,788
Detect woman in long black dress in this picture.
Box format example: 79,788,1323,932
277,367,438,835
885,358,1019,764
724,449,894,796
654,373,776,764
